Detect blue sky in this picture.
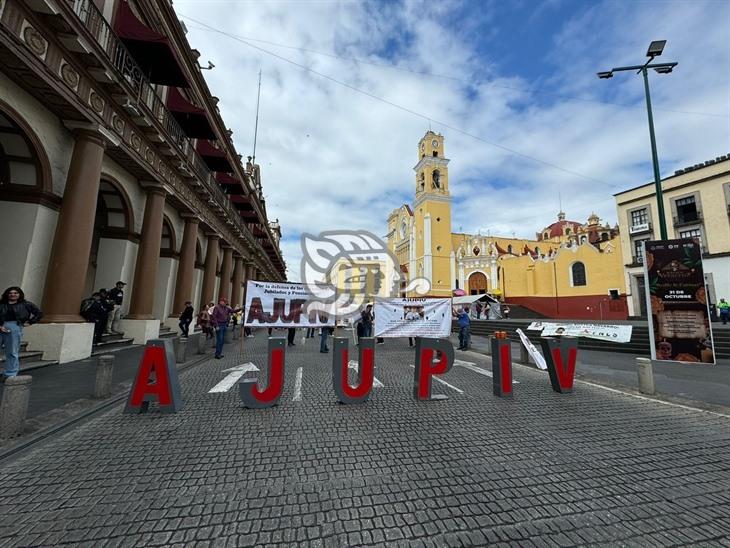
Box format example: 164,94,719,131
176,0,730,279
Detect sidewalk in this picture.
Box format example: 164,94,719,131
0,334,222,445
458,333,730,410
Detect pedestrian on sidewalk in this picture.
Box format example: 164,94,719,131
719,298,730,325
361,305,373,338
197,302,214,340
0,286,43,381
287,327,297,347
210,298,241,359
179,301,194,337
81,292,108,345
105,281,126,334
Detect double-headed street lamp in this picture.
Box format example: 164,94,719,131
598,40,678,240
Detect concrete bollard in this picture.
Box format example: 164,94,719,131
188,333,202,355
0,375,32,438
519,342,531,365
636,357,655,395
176,338,188,363
94,354,115,399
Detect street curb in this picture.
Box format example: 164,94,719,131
0,352,211,463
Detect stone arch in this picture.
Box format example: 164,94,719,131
0,99,52,195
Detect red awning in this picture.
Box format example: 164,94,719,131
167,87,215,139
196,140,233,172
216,173,246,195
114,1,189,87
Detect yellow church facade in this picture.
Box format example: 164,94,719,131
387,132,629,320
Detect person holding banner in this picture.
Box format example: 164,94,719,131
210,297,241,359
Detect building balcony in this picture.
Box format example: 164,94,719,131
673,211,703,227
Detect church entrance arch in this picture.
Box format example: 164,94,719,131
468,271,488,295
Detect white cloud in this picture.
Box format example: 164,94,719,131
175,0,729,280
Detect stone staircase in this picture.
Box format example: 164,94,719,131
457,319,730,359
91,332,134,355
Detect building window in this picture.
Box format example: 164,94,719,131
675,196,699,223
0,112,40,188
571,262,586,286
630,208,648,227
601,233,609,241
580,235,587,244
535,246,540,255
679,228,702,249
634,239,650,264
507,244,513,254
160,218,175,252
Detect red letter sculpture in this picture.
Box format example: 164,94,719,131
240,337,286,408
491,335,513,398
539,337,578,393
332,337,375,404
413,337,454,400
124,339,182,413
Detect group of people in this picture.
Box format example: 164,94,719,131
195,298,248,359
79,281,126,344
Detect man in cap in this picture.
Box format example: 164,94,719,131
106,281,126,335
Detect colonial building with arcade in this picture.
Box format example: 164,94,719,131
387,131,628,320
0,0,285,363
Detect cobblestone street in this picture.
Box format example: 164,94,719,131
1,332,729,547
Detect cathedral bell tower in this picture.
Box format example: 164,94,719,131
413,131,452,296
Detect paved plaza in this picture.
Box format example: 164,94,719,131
1,332,729,547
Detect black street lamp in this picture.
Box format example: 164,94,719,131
598,40,678,240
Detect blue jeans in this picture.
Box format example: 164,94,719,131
1,321,22,377
721,311,729,324
320,328,330,352
459,326,470,349
215,325,227,357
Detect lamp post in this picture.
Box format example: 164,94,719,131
598,40,677,240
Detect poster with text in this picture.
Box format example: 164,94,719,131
540,323,633,343
643,239,715,364
374,298,452,338
244,281,335,328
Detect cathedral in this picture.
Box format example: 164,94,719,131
386,131,629,319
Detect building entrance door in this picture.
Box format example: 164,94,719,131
468,271,488,295
635,275,647,317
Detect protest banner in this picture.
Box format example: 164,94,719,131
516,328,547,370
539,323,633,343
643,239,715,364
373,298,452,338
244,281,335,328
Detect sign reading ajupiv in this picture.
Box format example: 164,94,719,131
643,239,715,364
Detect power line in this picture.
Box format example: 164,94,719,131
181,16,730,120
181,14,618,188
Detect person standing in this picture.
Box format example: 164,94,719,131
719,298,730,325
210,298,239,359
179,301,194,337
287,327,297,347
455,305,471,350
0,286,43,381
361,305,373,338
83,292,108,345
197,302,214,340
320,325,333,353
106,281,126,334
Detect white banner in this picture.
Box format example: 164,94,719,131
516,328,547,370
244,281,335,328
539,322,633,343
527,321,546,331
374,298,452,338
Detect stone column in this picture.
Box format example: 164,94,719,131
218,245,233,301
199,234,219,309
171,215,199,316
230,256,243,306
127,185,166,320
42,129,106,323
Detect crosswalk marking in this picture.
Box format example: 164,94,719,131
348,360,384,387
408,364,464,394
454,359,519,384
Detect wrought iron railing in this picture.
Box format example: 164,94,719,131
69,0,187,151
68,0,278,268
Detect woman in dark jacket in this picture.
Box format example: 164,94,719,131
0,286,43,381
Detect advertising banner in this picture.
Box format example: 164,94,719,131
374,298,452,338
539,323,633,343
643,239,715,364
244,281,335,328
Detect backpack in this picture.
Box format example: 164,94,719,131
80,298,95,319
